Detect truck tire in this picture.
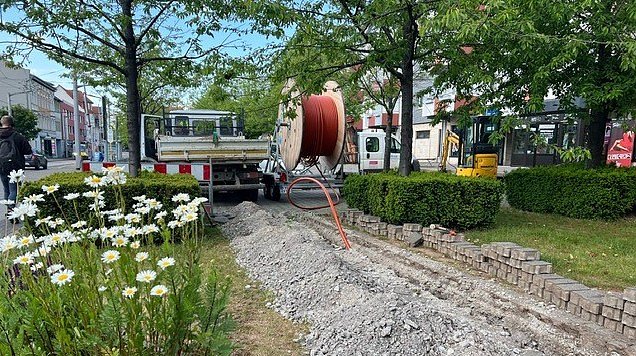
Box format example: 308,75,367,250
272,184,281,202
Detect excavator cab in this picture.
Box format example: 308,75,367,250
441,116,499,178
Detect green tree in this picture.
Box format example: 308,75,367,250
194,80,281,139
429,0,636,167
0,1,247,176
266,0,448,176
0,105,39,140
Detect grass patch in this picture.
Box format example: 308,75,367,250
198,226,306,355
465,208,636,291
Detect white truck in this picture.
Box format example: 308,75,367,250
262,128,401,201
141,109,269,201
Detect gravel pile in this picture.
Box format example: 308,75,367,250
222,202,602,356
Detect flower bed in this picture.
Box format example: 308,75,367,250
0,167,234,354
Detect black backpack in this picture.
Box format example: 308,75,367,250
0,133,21,175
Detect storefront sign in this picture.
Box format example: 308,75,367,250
606,122,635,167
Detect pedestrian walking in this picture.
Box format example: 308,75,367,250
0,115,33,214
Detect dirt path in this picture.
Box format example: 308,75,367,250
222,202,631,356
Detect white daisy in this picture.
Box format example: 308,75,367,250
30,262,44,271
13,253,34,265
0,199,14,205
41,184,60,195
150,284,169,297
46,264,64,275
171,193,190,202
111,236,129,248
63,193,80,200
134,252,149,262
122,286,137,298
136,270,157,283
130,241,141,249
84,175,104,188
98,286,107,292
154,211,168,221
157,257,175,270
71,221,87,229
19,235,34,247
181,212,198,222
8,169,24,184
51,269,75,286
101,250,121,264
133,195,147,202
23,194,45,203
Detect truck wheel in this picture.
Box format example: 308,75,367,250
272,184,281,202
247,189,259,202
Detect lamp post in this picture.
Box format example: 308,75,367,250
6,90,31,116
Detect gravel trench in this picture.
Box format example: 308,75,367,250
222,202,620,356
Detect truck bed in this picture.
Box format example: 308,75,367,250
156,135,269,162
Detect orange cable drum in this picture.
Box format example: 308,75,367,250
300,95,340,159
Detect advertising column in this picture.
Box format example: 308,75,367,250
606,122,635,167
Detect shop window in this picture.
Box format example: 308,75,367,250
416,130,430,139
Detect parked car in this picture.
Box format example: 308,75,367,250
25,152,48,170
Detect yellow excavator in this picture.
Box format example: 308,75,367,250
440,116,498,178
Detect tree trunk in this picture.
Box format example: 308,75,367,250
383,111,393,172
399,62,414,176
122,0,140,177
587,108,609,168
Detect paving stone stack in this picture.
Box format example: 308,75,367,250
387,224,403,241
342,209,364,226
402,223,423,247
623,288,636,339
342,215,636,340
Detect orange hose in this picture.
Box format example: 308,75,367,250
287,177,351,250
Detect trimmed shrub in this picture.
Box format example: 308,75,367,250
20,171,201,221
505,165,636,220
344,172,503,230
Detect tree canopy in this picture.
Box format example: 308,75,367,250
0,105,39,140
430,0,636,166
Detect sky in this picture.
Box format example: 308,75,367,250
0,8,285,107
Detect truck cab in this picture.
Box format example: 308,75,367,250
357,131,401,172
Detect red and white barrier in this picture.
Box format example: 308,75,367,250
82,162,212,181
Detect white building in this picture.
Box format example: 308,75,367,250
0,61,61,157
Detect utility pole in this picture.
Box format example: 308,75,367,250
73,75,82,170
6,94,11,116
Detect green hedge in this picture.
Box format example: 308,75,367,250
505,165,636,220
344,172,503,230
20,171,201,221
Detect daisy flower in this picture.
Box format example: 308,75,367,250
181,212,198,222
150,284,169,297
157,257,175,270
0,199,14,205
46,264,64,275
8,169,24,183
111,236,129,247
63,192,80,200
0,236,18,252
13,253,34,265
19,235,34,247
30,262,44,271
71,221,87,229
24,194,45,203
133,195,147,202
84,175,104,188
35,216,52,227
136,270,157,283
134,252,149,262
130,241,141,249
171,193,190,202
98,286,107,292
41,184,60,195
154,211,168,221
51,269,75,286
101,250,121,264
122,286,137,298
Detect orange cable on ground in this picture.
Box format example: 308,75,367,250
286,177,352,250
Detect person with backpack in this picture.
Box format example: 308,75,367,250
0,115,33,213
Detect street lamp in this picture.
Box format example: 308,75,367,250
7,90,31,116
